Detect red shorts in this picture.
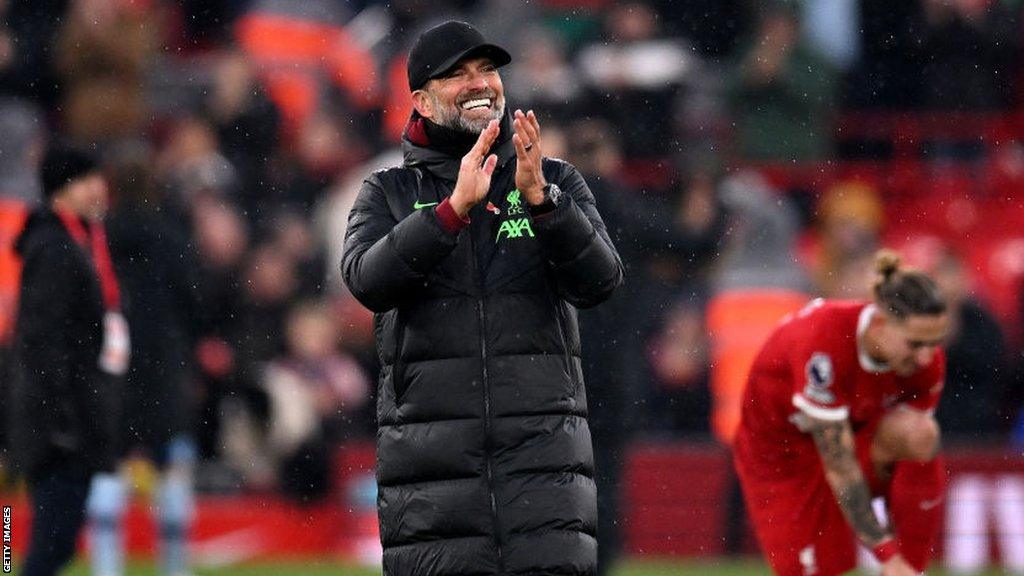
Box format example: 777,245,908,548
734,421,882,576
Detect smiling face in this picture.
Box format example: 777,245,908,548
413,57,505,134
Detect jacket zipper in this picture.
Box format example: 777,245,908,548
472,234,505,573
478,299,504,572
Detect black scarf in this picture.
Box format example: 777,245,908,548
409,108,513,158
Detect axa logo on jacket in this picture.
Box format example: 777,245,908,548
495,189,534,242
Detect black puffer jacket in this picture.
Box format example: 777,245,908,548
342,119,623,575
6,209,120,480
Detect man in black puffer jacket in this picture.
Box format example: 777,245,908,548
342,21,623,576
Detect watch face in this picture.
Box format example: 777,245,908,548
546,183,562,205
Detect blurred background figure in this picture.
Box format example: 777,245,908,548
728,2,837,162
927,245,1010,440
262,300,370,502
706,171,812,446
502,25,582,118
577,1,698,162
89,143,204,576
0,98,44,205
915,0,1019,112
810,181,885,298
9,144,124,576
53,0,158,145
565,117,726,574
0,98,43,408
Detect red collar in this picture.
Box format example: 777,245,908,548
55,209,121,311
405,116,429,146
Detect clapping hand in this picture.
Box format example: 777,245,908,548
450,119,501,217
512,109,547,205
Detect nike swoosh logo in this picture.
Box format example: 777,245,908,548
920,497,944,511
413,201,439,210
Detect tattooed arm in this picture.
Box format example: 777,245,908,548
808,418,919,575
809,418,889,545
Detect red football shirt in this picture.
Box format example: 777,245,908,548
736,299,945,477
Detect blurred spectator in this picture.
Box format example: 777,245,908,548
230,242,300,404
267,211,328,297
97,142,204,576
533,115,569,159
259,111,370,230
234,0,377,136
930,247,1010,439
9,144,124,576
914,0,1019,111
0,1,13,87
708,171,812,444
203,49,281,208
0,99,41,453
646,295,713,430
0,98,44,204
577,1,699,159
192,196,249,275
714,172,812,294
0,0,64,105
854,0,1019,110
728,3,837,162
215,241,301,489
811,181,885,297
53,0,160,144
566,118,725,575
502,25,582,117
262,300,370,501
191,197,248,460
642,168,729,434
157,115,241,221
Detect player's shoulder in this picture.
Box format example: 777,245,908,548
775,299,866,368
356,166,423,211
782,298,865,334
366,165,416,188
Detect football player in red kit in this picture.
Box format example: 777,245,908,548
734,250,950,576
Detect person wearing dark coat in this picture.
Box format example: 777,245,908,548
6,144,127,576
341,21,624,576
86,148,204,576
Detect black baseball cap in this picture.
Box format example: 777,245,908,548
407,21,511,92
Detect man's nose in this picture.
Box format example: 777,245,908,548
466,70,488,90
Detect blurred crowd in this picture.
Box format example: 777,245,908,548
1,0,1024,499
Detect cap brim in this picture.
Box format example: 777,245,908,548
428,44,512,82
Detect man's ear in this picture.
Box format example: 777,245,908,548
412,89,433,119
870,308,890,330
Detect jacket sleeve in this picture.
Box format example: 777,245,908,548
531,163,624,309
342,176,460,312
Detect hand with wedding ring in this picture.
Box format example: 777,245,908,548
512,109,547,205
